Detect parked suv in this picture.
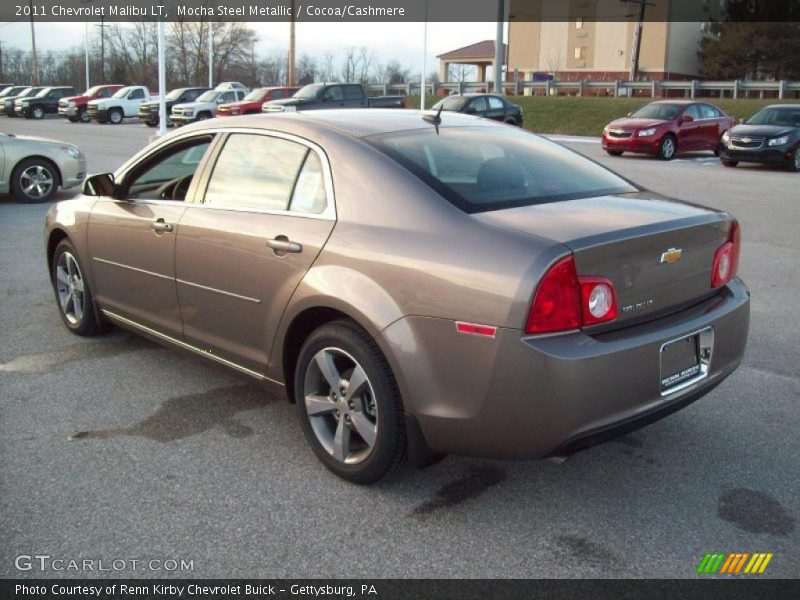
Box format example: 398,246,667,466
87,86,153,124
262,83,405,112
138,87,209,127
15,86,76,119
218,86,299,117
3,87,44,117
170,87,246,125
59,85,124,123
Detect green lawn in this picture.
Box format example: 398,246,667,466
405,95,800,137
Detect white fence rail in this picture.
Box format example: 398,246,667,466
366,79,800,99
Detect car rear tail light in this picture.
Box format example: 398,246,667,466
525,256,582,334
579,277,618,326
711,220,741,288
525,256,618,334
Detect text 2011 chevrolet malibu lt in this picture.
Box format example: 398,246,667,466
45,110,749,483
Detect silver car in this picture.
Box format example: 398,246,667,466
1,133,86,202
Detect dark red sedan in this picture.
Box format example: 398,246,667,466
602,100,735,160
218,86,300,117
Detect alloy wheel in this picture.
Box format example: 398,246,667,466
55,251,85,325
661,137,675,159
33,107,44,119
303,347,378,465
110,110,122,124
20,165,54,199
794,148,800,172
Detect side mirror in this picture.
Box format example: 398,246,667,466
682,114,694,123
83,173,116,197
627,112,633,117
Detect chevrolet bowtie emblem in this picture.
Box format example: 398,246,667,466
660,248,683,264
741,137,751,143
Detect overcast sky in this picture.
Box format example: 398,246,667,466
0,21,503,72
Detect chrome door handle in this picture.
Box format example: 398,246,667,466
266,236,302,255
151,218,174,234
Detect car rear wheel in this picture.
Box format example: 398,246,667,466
51,240,104,336
721,159,738,168
605,150,624,157
657,135,676,160
295,320,406,484
108,108,123,124
11,158,58,203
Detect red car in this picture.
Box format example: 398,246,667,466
602,100,735,160
217,86,300,117
58,84,124,123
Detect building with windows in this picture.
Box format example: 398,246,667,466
507,0,719,83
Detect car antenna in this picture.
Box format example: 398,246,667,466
422,103,444,134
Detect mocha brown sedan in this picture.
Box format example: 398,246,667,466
45,110,750,483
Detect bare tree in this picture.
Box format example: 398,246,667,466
296,54,317,85
447,63,472,82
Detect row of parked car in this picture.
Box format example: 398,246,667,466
601,99,800,171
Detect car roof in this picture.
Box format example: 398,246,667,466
198,108,499,139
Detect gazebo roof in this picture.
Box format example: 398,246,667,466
437,40,507,61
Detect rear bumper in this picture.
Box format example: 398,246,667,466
602,134,660,155
719,145,795,165
379,278,750,459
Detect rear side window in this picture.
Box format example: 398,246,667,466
366,126,636,213
700,104,719,119
203,134,309,211
290,152,328,215
488,96,504,110
344,85,363,100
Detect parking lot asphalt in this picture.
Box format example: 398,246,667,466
1,116,798,579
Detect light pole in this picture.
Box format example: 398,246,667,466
157,20,167,137
81,0,94,90
420,0,427,109
208,23,213,87
493,0,505,95
288,0,296,86
28,0,39,85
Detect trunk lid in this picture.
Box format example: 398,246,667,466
475,193,733,327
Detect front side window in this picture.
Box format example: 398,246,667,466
124,137,213,201
270,90,286,100
344,85,363,100
683,104,701,120
204,134,309,211
366,126,636,213
700,104,719,119
469,97,488,113
129,88,144,100
325,86,343,102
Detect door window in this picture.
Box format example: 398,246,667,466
324,86,344,102
270,90,285,100
123,137,213,201
700,104,720,119
488,96,505,111
469,97,488,114
683,104,700,120
344,85,364,101
204,134,309,211
129,88,145,100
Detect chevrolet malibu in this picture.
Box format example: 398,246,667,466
44,110,750,483
2,132,86,202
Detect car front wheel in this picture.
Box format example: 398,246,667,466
51,240,104,336
108,109,123,124
11,158,58,203
605,150,624,156
657,135,676,160
295,321,406,483
721,159,738,168
79,108,90,123
790,147,800,172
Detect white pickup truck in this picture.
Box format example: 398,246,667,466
170,84,247,125
87,86,157,124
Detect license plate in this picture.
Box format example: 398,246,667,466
660,334,701,392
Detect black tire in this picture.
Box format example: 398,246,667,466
79,108,90,123
51,239,104,337
605,150,624,156
31,106,44,120
721,159,738,168
197,111,212,121
294,320,406,484
145,120,157,128
95,118,108,124
789,147,800,172
67,116,80,123
656,134,677,160
11,158,59,203
108,108,123,124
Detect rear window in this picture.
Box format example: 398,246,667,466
366,126,636,213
